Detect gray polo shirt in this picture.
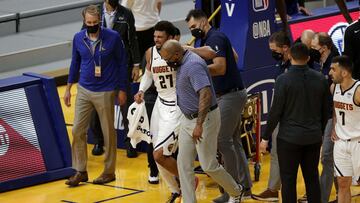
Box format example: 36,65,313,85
176,50,217,115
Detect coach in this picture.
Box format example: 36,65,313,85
260,43,330,203
160,40,244,203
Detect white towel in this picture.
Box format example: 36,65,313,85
127,102,151,148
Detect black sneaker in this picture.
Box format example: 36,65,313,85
92,144,104,156
127,148,138,158
166,193,181,203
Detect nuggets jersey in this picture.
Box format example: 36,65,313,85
333,80,360,140
151,46,177,101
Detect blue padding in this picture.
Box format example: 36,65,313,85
219,0,276,70
25,84,64,170
0,168,75,192
0,76,40,92
24,73,72,167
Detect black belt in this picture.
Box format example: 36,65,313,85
159,97,176,106
184,104,218,120
216,87,244,97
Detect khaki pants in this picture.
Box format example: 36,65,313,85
72,85,117,174
177,108,242,203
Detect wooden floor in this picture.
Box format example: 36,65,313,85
1,85,360,203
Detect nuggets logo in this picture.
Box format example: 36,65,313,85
328,22,349,54
253,0,269,12
0,124,10,156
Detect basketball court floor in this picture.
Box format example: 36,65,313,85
0,85,359,203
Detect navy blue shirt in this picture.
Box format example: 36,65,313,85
274,60,290,79
201,27,245,93
176,51,217,115
68,28,128,92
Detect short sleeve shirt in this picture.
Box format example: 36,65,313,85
176,51,217,115
201,27,245,93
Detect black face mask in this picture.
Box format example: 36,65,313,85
271,51,283,61
87,24,100,34
167,61,181,69
310,48,321,62
191,28,205,39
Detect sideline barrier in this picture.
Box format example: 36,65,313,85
0,73,74,192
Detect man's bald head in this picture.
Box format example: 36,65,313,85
161,40,184,55
160,40,185,62
301,29,315,48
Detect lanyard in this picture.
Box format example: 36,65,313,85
83,39,102,68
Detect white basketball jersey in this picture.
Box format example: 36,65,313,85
333,80,360,140
151,46,177,101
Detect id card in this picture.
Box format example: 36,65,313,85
95,66,101,77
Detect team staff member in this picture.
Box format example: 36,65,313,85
252,31,291,202
343,16,360,80
329,55,360,203
63,5,127,186
185,9,251,202
89,0,141,158
260,43,329,203
160,39,244,203
309,32,339,203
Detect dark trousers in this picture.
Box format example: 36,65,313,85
277,138,321,203
136,27,155,59
144,90,159,176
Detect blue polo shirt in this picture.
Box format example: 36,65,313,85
68,28,128,92
201,27,244,94
176,51,217,115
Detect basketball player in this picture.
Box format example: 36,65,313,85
134,20,215,202
329,55,360,203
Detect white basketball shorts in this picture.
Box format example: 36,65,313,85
151,97,181,156
334,137,360,180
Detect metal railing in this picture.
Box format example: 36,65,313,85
0,0,102,33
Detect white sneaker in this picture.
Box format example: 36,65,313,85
227,195,241,203
148,175,159,184
227,184,245,203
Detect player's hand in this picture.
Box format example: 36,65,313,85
118,90,127,106
259,139,268,154
132,66,140,82
134,91,144,104
63,89,71,107
192,124,203,144
331,128,339,142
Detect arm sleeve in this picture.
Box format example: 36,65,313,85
114,35,128,91
262,76,286,140
139,69,153,92
68,36,81,83
343,27,354,58
322,79,330,132
127,10,141,65
205,35,226,58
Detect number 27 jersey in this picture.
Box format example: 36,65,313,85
333,81,360,140
151,46,177,101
